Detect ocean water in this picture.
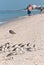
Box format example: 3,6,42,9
0,10,40,24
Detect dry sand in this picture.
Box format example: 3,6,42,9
0,14,44,65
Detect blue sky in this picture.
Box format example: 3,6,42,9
0,0,44,10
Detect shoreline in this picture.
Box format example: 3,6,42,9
0,13,41,26
0,15,27,26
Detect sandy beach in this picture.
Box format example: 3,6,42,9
0,14,44,65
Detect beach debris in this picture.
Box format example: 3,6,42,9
9,30,16,34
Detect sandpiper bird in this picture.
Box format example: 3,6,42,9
33,44,35,48
12,44,18,48
12,47,17,51
26,43,30,46
18,43,22,46
9,30,16,34
12,47,19,55
0,45,3,52
12,45,16,47
20,44,25,47
24,43,32,51
18,43,25,50
12,44,18,49
12,46,24,55
6,52,13,57
18,43,25,47
18,43,25,52
4,42,11,52
18,44,25,54
11,44,18,52
26,47,32,51
2,45,6,52
33,44,36,51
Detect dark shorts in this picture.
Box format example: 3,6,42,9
27,10,31,16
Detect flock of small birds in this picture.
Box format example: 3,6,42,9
0,42,36,60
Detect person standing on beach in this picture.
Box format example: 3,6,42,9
40,7,43,13
27,4,33,16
